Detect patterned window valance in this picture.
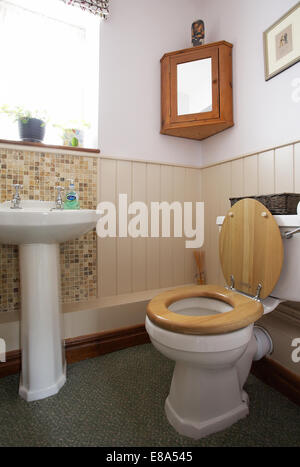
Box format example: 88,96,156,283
61,0,109,19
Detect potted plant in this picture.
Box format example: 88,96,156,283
53,120,90,147
0,105,48,143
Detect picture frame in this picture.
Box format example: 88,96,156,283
263,2,300,81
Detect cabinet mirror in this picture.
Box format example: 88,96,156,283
177,58,212,116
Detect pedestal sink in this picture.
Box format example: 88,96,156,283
0,200,100,401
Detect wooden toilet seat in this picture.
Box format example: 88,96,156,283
147,199,284,335
146,284,263,335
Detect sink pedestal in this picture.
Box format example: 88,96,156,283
18,243,66,402
0,200,99,401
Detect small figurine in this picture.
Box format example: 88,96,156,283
192,20,205,47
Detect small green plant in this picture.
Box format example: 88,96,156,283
53,120,90,147
53,120,91,131
0,105,48,126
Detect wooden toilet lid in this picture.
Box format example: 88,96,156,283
219,199,283,299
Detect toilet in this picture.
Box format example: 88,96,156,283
146,198,300,439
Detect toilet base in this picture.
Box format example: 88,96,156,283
165,392,249,439
164,357,251,440
145,316,255,439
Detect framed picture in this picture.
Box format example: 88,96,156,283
264,2,300,81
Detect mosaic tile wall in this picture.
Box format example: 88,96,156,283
0,147,98,312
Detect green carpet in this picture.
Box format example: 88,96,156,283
0,343,299,447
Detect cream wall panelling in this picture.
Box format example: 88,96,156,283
98,158,117,297
97,141,300,301
274,146,294,193
117,160,132,295
132,162,147,292
146,164,161,290
231,159,244,198
98,158,202,298
258,151,275,195
243,155,258,197
294,143,300,193
200,139,300,170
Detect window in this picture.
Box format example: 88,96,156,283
0,0,100,148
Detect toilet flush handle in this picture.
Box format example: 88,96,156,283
285,227,300,239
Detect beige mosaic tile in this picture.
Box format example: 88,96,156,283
0,148,98,312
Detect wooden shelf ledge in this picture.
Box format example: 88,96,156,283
0,138,100,155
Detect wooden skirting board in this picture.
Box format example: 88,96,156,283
0,324,299,407
251,357,300,407
0,324,150,379
66,324,150,364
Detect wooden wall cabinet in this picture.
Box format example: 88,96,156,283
161,41,234,141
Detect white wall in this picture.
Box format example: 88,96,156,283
99,0,204,166
99,1,300,166
199,0,300,165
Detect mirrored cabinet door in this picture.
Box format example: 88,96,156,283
177,58,213,116
161,41,233,141
170,47,220,122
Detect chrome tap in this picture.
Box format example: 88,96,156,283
11,184,23,209
54,186,64,210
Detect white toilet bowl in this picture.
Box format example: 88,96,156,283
146,297,259,439
146,198,300,439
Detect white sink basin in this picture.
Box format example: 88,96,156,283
0,200,98,244
0,199,100,402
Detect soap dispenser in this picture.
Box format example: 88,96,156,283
64,179,80,210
